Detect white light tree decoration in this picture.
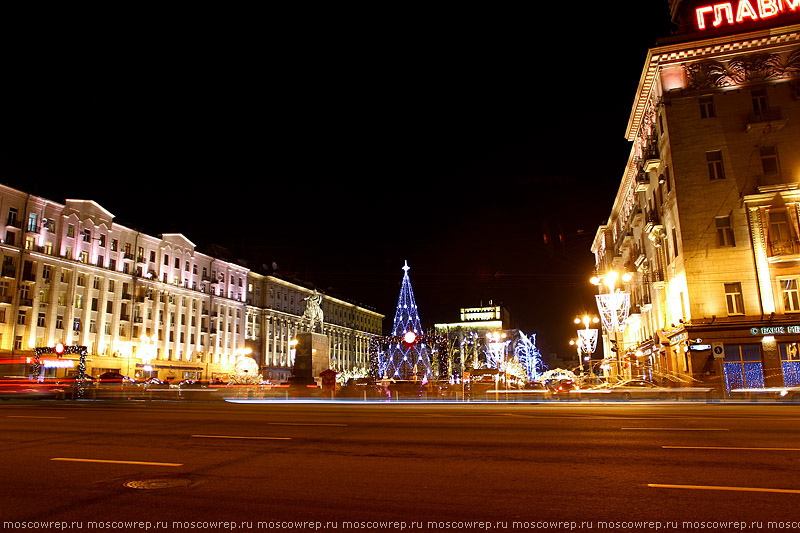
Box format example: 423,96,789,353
514,331,547,382
377,261,433,380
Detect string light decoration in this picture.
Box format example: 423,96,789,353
514,331,547,382
33,344,88,398
367,261,447,380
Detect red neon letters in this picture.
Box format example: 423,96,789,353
696,0,800,29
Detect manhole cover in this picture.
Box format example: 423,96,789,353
124,478,193,490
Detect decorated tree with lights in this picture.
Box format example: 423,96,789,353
369,261,442,380
514,331,547,382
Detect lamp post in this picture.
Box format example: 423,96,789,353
591,271,632,381
572,315,600,379
486,331,508,389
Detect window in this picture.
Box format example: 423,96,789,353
672,228,679,258
699,96,716,118
752,89,768,117
716,216,735,247
723,344,764,394
174,257,180,269
17,311,26,325
111,239,118,252
27,213,38,232
779,343,800,387
725,282,745,315
759,145,779,176
782,279,800,313
7,208,18,227
98,234,106,248
67,224,74,238
82,229,91,243
706,150,725,180
768,210,795,256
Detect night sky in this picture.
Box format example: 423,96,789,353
1,4,674,360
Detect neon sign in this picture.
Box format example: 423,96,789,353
696,0,800,30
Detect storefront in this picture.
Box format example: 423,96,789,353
653,322,800,395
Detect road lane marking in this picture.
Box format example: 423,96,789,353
191,434,291,440
663,445,800,451
648,483,800,494
8,415,66,419
621,427,729,431
51,458,182,466
267,422,347,427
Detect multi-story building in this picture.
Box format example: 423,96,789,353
0,184,382,382
591,1,800,393
246,272,383,381
434,302,511,376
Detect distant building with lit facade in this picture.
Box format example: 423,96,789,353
434,302,511,375
592,1,800,393
0,184,382,381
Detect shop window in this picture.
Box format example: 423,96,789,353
779,343,800,387
723,344,764,394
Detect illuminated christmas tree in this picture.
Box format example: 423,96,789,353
382,261,433,380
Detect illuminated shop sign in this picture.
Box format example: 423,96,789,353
750,325,800,335
696,0,800,30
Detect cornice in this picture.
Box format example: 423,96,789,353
626,23,800,141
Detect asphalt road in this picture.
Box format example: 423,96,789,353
2,401,800,532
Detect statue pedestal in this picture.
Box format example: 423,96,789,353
292,332,330,384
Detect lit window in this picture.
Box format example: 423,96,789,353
782,279,800,313
725,282,745,315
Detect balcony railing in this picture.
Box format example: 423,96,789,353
768,238,800,257
748,107,782,124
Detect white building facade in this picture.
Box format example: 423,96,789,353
1,185,382,381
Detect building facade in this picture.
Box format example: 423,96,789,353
592,1,800,393
434,303,510,376
0,184,383,382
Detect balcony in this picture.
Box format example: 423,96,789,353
1,265,15,278
642,144,661,172
768,238,800,262
636,171,649,192
18,298,33,307
747,107,786,132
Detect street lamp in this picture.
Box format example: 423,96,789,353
591,271,633,381
486,331,509,389
573,315,600,379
